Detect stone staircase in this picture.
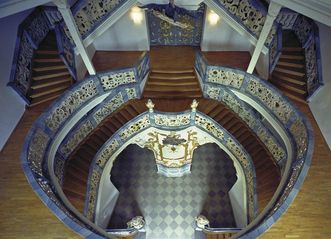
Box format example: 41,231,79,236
270,47,307,103
143,68,202,99
198,99,281,212
28,31,74,107
62,100,147,212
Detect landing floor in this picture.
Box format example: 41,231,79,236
108,144,237,239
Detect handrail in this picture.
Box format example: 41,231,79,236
195,52,313,238
21,54,150,238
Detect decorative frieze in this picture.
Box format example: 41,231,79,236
100,70,136,91
86,170,102,220
217,0,265,37
246,78,293,124
125,88,137,100
96,139,120,168
46,80,97,132
14,34,34,94
154,114,191,127
93,92,124,124
60,120,94,157
207,68,244,88
206,86,221,100
74,0,125,37
195,115,224,140
257,128,286,162
290,119,308,159
119,115,150,141
28,129,49,176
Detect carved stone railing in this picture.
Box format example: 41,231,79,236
8,7,77,105
195,52,313,238
8,8,52,103
196,52,287,169
292,15,323,99
86,109,257,225
206,0,282,77
55,22,76,80
21,54,149,238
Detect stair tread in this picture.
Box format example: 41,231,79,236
272,80,306,94
151,69,194,74
34,58,63,63
30,77,72,90
271,74,306,86
29,84,70,98
147,80,199,86
33,64,67,72
35,50,58,55
274,67,305,77
279,54,304,60
32,71,70,81
277,61,305,69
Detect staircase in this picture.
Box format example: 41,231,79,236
206,231,238,239
62,100,146,212
28,31,74,107
198,99,281,212
270,47,307,103
143,68,202,98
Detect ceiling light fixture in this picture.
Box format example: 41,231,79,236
131,6,143,24
208,10,220,25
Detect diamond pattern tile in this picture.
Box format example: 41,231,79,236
108,143,237,238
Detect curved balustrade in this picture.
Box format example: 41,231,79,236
21,53,149,238
195,52,313,238
86,109,257,227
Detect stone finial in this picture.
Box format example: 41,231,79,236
195,215,210,229
146,99,155,112
127,216,145,230
191,99,199,112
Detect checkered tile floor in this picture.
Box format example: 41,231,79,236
108,143,237,239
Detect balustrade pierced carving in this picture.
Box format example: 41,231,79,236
28,129,49,176
74,0,125,37
25,11,50,46
305,38,318,94
207,68,244,88
46,80,97,131
154,114,191,127
217,0,265,37
257,128,285,162
206,86,221,99
14,34,34,94
195,115,224,139
96,139,120,168
54,156,65,185
125,88,137,100
100,71,136,91
119,115,150,141
247,78,293,124
60,121,94,157
290,120,308,159
93,92,124,124
86,170,102,220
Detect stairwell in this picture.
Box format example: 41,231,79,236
28,31,74,107
62,100,147,212
143,68,202,99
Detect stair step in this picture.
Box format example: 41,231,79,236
144,86,200,92
29,91,64,107
29,84,70,98
33,64,67,72
277,61,304,69
143,92,202,98
279,54,304,60
282,47,304,52
272,74,306,86
32,71,70,81
272,80,306,94
35,50,58,55
281,90,307,103
147,80,199,86
149,75,196,80
30,77,72,90
151,69,194,74
34,58,63,63
273,67,305,77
